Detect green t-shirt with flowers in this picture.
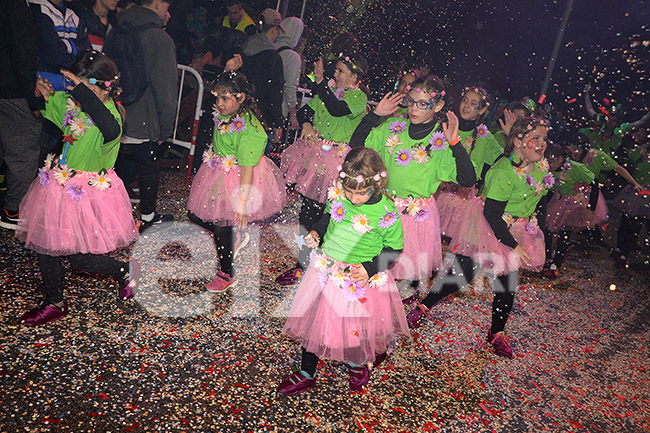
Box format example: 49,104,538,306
625,146,650,185
484,154,551,218
322,193,403,264
458,127,503,180
213,111,266,167
42,91,122,172
308,87,367,143
551,159,595,197
364,117,459,199
582,148,617,182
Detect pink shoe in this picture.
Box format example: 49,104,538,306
275,267,303,286
277,371,317,396
119,259,140,301
407,302,430,329
487,331,514,358
349,365,371,391
21,301,68,327
205,271,233,293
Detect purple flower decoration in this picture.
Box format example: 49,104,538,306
525,175,537,189
86,114,95,126
395,148,412,166
378,206,399,228
524,222,536,234
562,162,572,172
318,271,329,288
334,88,345,100
208,157,220,170
476,123,489,138
62,111,74,129
413,208,430,222
66,184,85,201
230,116,247,133
37,168,50,186
214,116,221,128
330,201,346,223
428,132,447,151
543,172,555,188
342,278,367,301
389,120,407,134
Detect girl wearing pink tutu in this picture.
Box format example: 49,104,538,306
612,131,649,266
349,75,476,291
436,86,502,242
277,55,368,286
17,51,138,327
541,145,609,279
187,72,287,292
278,148,407,395
408,117,552,359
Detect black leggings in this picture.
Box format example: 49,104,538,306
544,229,571,268
617,213,649,257
296,195,325,270
38,253,128,304
301,347,319,377
188,212,235,277
421,254,519,334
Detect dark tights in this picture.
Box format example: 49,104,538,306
296,195,325,270
617,213,649,257
188,212,235,277
38,253,128,304
301,347,319,377
544,229,571,268
420,254,519,334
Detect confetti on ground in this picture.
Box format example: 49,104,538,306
1,170,648,432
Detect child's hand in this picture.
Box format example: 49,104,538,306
373,92,404,117
60,69,82,92
442,111,459,143
300,123,317,145
350,264,369,287
313,57,324,84
304,230,320,248
235,200,248,228
498,108,517,136
224,54,243,72
36,76,55,101
513,244,531,267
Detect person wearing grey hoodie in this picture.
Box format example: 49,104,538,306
276,17,304,131
238,9,285,143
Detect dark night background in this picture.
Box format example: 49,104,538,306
195,0,649,133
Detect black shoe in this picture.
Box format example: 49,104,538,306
0,209,19,230
139,213,174,233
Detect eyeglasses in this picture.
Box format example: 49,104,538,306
403,96,434,110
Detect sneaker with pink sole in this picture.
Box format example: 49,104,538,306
487,331,514,358
277,371,317,396
21,301,69,327
205,270,234,293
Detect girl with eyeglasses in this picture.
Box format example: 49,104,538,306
349,75,476,298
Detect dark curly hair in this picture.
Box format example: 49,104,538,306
212,71,268,130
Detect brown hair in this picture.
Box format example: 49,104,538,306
505,117,549,166
339,148,389,199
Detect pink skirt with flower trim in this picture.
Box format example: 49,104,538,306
436,183,478,239
16,167,138,256
451,197,546,276
187,155,287,225
389,195,442,281
545,188,609,232
282,252,409,365
280,138,350,203
614,184,650,219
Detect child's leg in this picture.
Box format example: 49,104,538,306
421,254,477,308
297,195,325,270
301,347,319,377
490,270,519,335
543,228,555,263
553,230,571,268
68,254,129,284
277,346,318,395
618,213,643,258
212,225,235,277
37,253,65,305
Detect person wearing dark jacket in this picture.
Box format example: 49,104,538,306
237,8,285,146
0,0,44,230
76,0,118,52
105,0,177,232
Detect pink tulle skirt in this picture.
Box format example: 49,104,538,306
187,152,287,225
282,251,409,365
16,167,138,256
389,195,442,281
614,184,650,219
436,183,478,239
280,138,350,203
451,197,546,276
545,188,609,232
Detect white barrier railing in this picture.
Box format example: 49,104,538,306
172,65,204,185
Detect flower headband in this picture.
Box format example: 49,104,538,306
88,77,114,88
341,56,365,76
462,86,490,107
337,165,387,183
405,85,446,99
515,118,550,139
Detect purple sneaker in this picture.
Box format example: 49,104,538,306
275,267,303,286
21,301,68,327
277,371,316,396
119,259,140,301
487,331,514,358
349,365,371,391
407,302,430,329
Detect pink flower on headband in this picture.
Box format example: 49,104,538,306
336,165,342,171
104,81,111,87
431,92,437,97
345,56,350,61
415,88,422,93
339,171,346,178
406,85,411,91
441,91,446,96
355,175,364,183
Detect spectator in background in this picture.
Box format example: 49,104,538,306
222,0,256,36
77,0,118,52
276,17,305,132
107,0,177,232
0,0,44,230
233,8,285,151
